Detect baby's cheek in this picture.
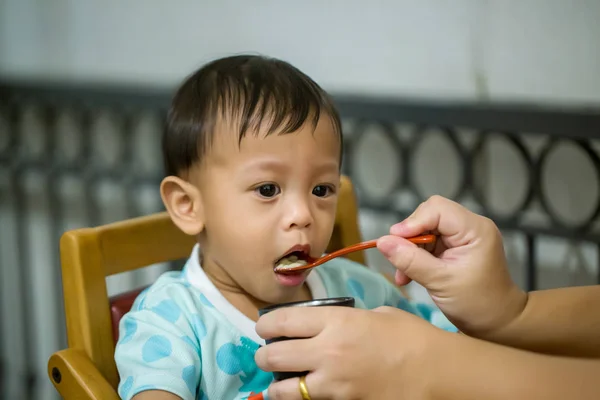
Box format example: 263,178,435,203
320,215,337,241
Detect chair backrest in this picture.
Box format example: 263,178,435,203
58,175,366,390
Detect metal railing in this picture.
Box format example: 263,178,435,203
1,80,600,399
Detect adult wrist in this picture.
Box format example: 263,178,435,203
472,285,529,344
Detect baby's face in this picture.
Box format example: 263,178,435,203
194,115,341,304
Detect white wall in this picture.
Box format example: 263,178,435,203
1,0,600,105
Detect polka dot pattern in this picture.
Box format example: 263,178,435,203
216,343,242,375
346,278,365,300
182,364,197,393
397,297,413,313
191,314,207,340
416,303,433,320
120,319,137,345
142,335,172,362
150,299,181,323
118,376,133,399
200,293,214,308
214,337,272,394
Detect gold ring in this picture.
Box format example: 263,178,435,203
299,375,311,400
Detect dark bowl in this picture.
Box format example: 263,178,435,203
258,296,355,381
258,296,355,316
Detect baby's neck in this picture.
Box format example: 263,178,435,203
221,285,312,322
199,253,313,322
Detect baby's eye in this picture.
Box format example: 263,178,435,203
312,185,333,198
256,183,280,198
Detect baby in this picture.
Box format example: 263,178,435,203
114,55,457,400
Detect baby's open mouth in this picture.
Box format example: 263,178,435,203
274,246,313,272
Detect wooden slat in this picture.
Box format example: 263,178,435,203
335,175,366,264
97,212,196,276
59,230,120,388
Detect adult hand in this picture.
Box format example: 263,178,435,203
376,195,527,339
255,303,600,400
254,305,448,400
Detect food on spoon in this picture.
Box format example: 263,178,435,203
274,249,312,272
275,235,437,273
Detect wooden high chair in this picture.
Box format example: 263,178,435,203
47,175,400,399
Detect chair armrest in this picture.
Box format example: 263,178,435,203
48,349,120,400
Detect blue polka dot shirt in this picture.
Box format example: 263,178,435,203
114,245,456,399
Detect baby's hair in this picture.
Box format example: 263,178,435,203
162,54,343,177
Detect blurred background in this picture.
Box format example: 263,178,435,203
1,0,600,399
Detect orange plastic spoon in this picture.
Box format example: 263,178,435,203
275,234,437,274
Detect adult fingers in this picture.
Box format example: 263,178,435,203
394,269,413,286
255,306,346,340
390,195,481,248
267,373,327,400
377,235,446,286
255,338,320,374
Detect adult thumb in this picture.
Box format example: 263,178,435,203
377,235,443,286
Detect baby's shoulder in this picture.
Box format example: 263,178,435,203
315,256,396,308
317,256,388,286
127,270,215,320
117,271,224,350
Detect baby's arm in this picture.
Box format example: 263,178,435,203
133,391,181,400
114,289,202,400
477,285,600,358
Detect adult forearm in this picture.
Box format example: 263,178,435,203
429,332,600,399
481,286,600,357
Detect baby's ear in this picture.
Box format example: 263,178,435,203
160,176,205,235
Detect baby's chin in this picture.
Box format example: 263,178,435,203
249,278,309,307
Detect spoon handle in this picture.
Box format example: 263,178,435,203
309,234,436,269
